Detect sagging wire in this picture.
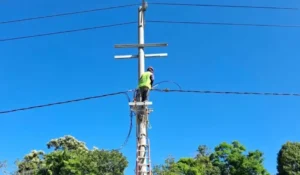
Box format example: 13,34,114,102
0,91,133,114
94,91,135,170
152,80,182,90
0,89,134,152
114,91,134,151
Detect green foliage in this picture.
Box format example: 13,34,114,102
277,142,300,175
210,141,269,175
46,135,88,151
153,141,269,175
16,135,128,175
153,145,220,175
16,150,45,174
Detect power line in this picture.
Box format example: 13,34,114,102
153,89,300,97
0,90,133,114
0,4,139,25
149,2,298,10
0,22,136,42
153,80,182,90
0,90,134,150
147,20,300,28
2,88,300,115
1,2,293,26
0,90,134,168
1,21,297,43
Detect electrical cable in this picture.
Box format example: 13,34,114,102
152,89,300,97
1,2,296,26
2,88,300,115
115,92,134,151
0,89,134,151
149,2,298,10
0,90,133,114
5,87,300,174
147,20,300,28
0,4,139,25
153,80,182,90
10,91,134,175
0,21,136,42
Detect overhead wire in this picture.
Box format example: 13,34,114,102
149,2,298,10
0,90,134,150
153,80,182,90
0,22,136,42
2,88,300,115
11,92,134,175
3,87,300,172
1,20,296,43
0,4,139,25
0,2,297,43
0,90,133,114
0,2,296,26
6,90,135,174
152,89,300,97
3,1,298,172
147,20,300,28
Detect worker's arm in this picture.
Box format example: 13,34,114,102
150,74,154,88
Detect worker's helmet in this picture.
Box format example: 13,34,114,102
147,66,154,72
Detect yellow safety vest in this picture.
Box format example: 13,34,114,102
138,71,152,89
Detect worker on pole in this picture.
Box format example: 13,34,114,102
136,66,154,102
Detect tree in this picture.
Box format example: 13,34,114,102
153,141,269,175
152,156,184,175
153,146,220,175
41,148,128,175
46,135,88,151
16,150,45,174
277,141,300,175
210,141,269,175
195,145,220,175
16,135,128,175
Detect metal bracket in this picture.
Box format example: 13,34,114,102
129,101,153,115
114,43,167,48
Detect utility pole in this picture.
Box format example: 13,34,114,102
114,1,168,174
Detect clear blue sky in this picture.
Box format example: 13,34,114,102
0,0,299,174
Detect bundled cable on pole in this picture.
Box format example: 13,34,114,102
115,92,134,151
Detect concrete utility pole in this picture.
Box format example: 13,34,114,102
114,1,168,174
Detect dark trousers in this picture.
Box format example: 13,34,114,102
137,86,150,102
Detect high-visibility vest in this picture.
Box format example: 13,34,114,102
138,71,152,89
